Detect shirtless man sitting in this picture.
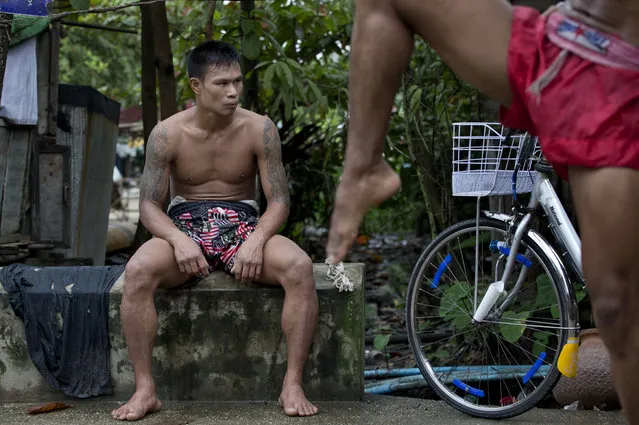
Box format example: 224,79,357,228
111,40,319,421
327,0,639,423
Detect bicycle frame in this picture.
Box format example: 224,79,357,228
500,170,585,288
473,167,585,325
531,173,584,282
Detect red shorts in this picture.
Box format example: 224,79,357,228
500,7,639,180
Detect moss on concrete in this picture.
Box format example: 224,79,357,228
1,263,365,402
5,337,28,364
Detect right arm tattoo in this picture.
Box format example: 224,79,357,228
263,118,291,205
139,123,170,205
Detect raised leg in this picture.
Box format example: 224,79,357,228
112,238,191,421
569,167,639,425
327,0,514,263
259,235,319,417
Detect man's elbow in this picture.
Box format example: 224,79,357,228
269,198,290,216
282,202,291,217
139,200,161,222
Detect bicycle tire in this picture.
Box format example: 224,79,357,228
406,217,571,419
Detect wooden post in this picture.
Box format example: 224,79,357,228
240,0,259,112
133,3,160,249
140,3,158,149
149,1,177,120
47,21,60,137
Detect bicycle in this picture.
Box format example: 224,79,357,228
405,122,584,419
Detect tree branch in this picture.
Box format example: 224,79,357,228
205,0,217,40
60,19,138,34
49,0,165,21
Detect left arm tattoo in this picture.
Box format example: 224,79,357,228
263,118,290,205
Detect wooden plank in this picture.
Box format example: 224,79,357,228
78,113,115,265
0,234,24,245
33,141,70,246
19,130,33,240
0,126,10,219
56,104,87,255
36,31,51,136
37,151,65,242
0,129,30,236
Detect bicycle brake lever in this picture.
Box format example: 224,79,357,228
516,133,536,169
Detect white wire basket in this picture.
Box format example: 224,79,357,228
452,122,541,197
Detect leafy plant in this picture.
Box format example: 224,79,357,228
373,334,391,352
59,0,141,107
439,281,473,331
499,311,530,343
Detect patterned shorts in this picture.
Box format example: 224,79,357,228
168,200,258,273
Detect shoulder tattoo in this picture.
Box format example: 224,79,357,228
140,123,171,204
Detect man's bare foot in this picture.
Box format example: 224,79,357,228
111,391,162,421
278,383,319,417
327,159,401,263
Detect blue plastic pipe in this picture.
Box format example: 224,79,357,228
364,365,550,395
364,368,422,379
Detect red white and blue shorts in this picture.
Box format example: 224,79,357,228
168,200,258,273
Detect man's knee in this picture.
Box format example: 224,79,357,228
281,253,315,290
588,270,637,358
124,255,161,296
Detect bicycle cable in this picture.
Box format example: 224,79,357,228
510,131,537,212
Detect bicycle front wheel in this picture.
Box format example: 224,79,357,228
406,217,570,419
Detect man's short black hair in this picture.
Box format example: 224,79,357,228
187,40,241,80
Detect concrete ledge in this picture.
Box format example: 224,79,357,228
0,263,364,402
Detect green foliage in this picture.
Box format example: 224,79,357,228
428,272,588,363
49,0,85,14
373,334,391,352
532,331,550,357
573,281,587,303
529,273,587,351
439,281,473,331
58,0,141,107
390,43,482,236
499,311,530,343
536,273,558,318
56,0,481,240
536,273,586,320
69,0,90,11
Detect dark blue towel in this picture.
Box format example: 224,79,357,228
0,264,124,398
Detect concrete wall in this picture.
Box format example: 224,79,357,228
0,263,365,402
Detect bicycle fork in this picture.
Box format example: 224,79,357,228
472,212,534,323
